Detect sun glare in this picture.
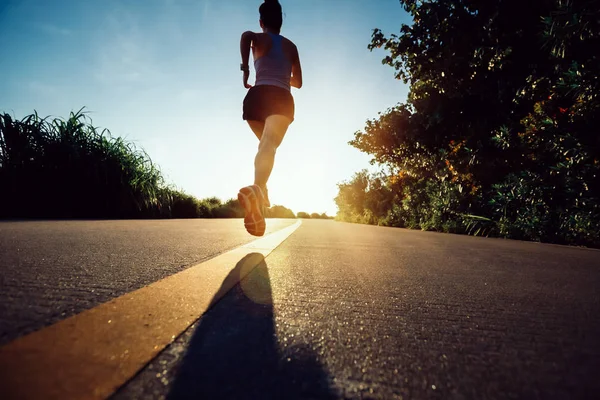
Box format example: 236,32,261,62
268,156,335,215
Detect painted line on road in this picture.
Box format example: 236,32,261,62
0,220,302,400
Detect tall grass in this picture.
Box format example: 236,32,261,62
1,109,166,218
0,109,299,220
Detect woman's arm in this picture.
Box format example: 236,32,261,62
240,31,255,88
290,44,303,89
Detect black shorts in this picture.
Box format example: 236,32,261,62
242,85,295,123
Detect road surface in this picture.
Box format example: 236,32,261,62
0,219,296,345
1,219,599,399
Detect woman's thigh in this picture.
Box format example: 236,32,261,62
262,115,292,148
247,120,265,140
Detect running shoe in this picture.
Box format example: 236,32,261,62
237,185,266,236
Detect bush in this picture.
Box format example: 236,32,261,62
265,205,295,218
0,108,300,221
211,198,244,218
169,190,201,218
0,109,168,219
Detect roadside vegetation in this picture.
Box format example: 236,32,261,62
296,212,333,219
0,109,295,220
335,0,600,248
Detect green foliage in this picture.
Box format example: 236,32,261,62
296,211,331,220
206,198,242,218
337,0,600,247
265,205,296,218
0,109,295,221
0,109,167,218
335,170,395,225
308,212,332,219
169,190,202,219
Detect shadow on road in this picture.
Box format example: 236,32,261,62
166,253,338,400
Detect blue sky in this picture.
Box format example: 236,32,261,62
0,0,410,215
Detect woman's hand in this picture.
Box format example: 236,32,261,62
243,70,252,89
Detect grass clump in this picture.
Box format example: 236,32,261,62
1,109,167,218
0,108,300,220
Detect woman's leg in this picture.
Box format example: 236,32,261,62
254,114,291,191
247,120,264,140
246,120,270,205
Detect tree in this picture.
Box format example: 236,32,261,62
266,205,295,218
335,170,395,225
339,0,600,246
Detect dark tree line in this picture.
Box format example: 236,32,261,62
336,0,599,247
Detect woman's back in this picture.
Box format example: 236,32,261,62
254,33,292,91
252,32,301,90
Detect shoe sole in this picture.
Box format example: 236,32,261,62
238,185,266,237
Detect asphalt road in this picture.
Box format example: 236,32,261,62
0,219,296,345
2,219,600,399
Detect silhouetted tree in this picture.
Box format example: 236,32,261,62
338,0,600,246
266,205,295,218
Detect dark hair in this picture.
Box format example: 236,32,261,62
259,0,283,31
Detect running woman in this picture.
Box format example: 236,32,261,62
237,0,303,236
